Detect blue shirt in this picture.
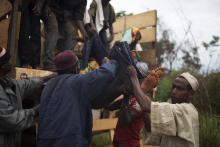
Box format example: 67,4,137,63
38,61,118,146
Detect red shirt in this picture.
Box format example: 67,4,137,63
113,96,144,147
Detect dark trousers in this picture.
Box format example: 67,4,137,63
18,0,41,68
41,10,77,67
82,32,107,67
99,29,110,50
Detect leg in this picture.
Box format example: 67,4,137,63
91,32,107,65
29,7,41,68
99,29,110,50
42,10,59,69
56,19,77,51
18,0,31,67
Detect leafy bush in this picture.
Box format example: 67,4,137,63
200,114,220,147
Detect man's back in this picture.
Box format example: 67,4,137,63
38,60,118,147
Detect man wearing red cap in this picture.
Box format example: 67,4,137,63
127,66,199,147
0,47,54,147
37,50,118,147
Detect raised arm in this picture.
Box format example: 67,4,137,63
128,65,151,113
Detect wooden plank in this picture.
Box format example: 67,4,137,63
113,10,157,34
92,118,118,132
137,49,156,67
0,18,10,48
0,0,12,17
113,27,156,43
113,33,122,42
15,67,54,80
139,27,156,43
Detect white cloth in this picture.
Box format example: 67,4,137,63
95,0,104,32
149,102,199,147
83,9,91,24
136,62,148,77
135,43,143,51
180,72,199,91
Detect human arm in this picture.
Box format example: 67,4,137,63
16,73,56,100
80,60,118,101
0,95,36,132
128,65,151,113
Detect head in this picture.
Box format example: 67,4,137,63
130,27,142,50
171,72,199,104
132,27,142,42
0,47,12,77
54,50,79,75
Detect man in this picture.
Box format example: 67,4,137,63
89,0,116,50
0,47,54,147
37,50,118,147
128,65,199,147
33,0,88,69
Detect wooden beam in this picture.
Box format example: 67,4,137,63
137,49,156,68
113,10,157,34
92,118,118,132
113,27,156,43
139,27,156,43
15,67,54,79
113,33,122,42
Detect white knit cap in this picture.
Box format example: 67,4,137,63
136,62,148,77
180,72,199,91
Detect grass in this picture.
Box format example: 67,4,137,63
91,132,112,147
200,114,220,147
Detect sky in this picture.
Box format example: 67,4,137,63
87,0,220,72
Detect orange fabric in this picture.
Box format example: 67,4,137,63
131,27,140,41
141,67,166,93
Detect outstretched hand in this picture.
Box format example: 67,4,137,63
141,67,166,93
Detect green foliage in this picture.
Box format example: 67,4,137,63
200,114,220,147
91,132,111,147
205,73,220,114
116,11,133,19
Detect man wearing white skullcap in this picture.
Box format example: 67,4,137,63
127,66,199,147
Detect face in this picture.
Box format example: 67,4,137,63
171,77,192,104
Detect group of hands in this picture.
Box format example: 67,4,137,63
128,65,166,93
